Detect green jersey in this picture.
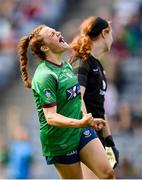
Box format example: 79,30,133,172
32,60,83,156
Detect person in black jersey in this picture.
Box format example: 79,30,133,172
70,16,119,179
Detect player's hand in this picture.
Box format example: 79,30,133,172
90,118,106,131
81,114,106,129
81,113,93,127
105,146,119,169
105,135,119,169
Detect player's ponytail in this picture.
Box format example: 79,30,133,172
70,16,110,62
70,34,92,60
18,25,46,89
18,36,31,88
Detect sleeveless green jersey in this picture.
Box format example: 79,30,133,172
32,60,83,156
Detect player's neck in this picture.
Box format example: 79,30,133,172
91,40,105,60
45,52,63,66
90,48,104,60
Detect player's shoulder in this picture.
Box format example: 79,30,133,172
32,62,57,84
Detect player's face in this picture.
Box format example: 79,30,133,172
39,26,70,53
104,26,113,52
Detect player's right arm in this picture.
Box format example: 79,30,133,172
43,106,100,128
43,106,105,128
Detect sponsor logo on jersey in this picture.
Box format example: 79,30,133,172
60,70,73,82
66,83,80,100
93,68,99,72
99,89,106,96
83,129,91,138
44,89,52,99
60,75,69,82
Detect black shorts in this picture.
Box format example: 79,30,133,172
45,128,97,164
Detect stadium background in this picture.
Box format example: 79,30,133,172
0,0,142,178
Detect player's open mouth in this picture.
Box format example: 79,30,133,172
59,36,65,43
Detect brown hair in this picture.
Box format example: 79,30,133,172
70,34,92,60
18,24,46,88
70,16,110,60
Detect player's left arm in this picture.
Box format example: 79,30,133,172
80,86,105,130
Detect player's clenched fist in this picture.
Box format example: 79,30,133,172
80,113,106,129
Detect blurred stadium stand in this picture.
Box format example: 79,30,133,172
0,0,142,178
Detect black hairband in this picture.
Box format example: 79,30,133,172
88,17,109,38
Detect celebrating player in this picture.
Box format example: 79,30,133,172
18,24,115,179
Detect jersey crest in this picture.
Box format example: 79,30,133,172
44,89,52,99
